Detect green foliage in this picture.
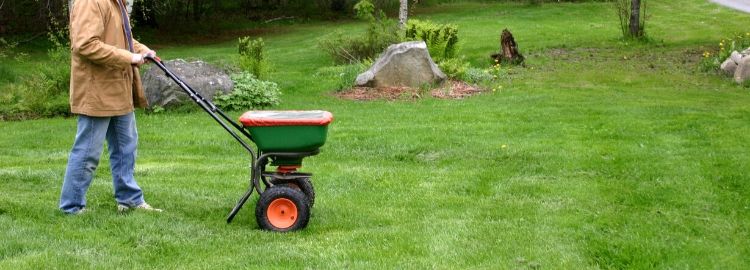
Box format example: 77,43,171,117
238,37,270,79
353,0,376,21
214,72,281,111
0,65,16,84
437,57,469,79
614,0,647,40
699,32,750,72
461,67,494,84
319,3,401,64
0,19,71,120
404,19,459,61
316,62,369,91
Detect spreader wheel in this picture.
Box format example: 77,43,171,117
255,186,310,232
271,177,316,208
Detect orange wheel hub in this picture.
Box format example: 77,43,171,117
267,198,298,229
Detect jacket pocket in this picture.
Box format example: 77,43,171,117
89,78,132,112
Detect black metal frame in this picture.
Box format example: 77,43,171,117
147,57,318,223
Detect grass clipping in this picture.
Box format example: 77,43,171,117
336,80,483,101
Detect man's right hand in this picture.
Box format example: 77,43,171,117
131,53,145,65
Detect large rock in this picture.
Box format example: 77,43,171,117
731,51,743,63
734,56,750,84
142,59,233,108
355,41,446,87
721,58,738,75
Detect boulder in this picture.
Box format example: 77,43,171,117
355,41,446,87
721,58,738,75
142,59,233,108
731,51,743,64
734,56,750,84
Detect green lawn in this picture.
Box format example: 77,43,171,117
2,0,750,268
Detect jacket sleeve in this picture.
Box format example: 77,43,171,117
133,39,151,55
70,0,132,69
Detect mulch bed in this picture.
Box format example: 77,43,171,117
335,80,484,101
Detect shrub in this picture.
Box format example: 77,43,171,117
462,67,494,84
316,62,369,91
404,19,459,61
0,22,71,120
214,72,281,111
700,32,750,72
437,57,469,79
614,0,647,40
238,37,270,79
319,0,401,64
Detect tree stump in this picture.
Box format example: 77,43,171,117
491,29,525,65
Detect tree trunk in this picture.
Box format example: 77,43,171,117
629,0,641,37
491,29,524,65
398,0,408,29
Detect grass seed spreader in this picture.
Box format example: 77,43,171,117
148,57,332,232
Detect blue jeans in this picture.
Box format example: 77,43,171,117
59,112,144,213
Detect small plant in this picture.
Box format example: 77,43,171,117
315,62,369,91
353,0,376,21
437,57,469,79
0,15,72,120
404,19,459,61
615,0,647,40
461,67,494,84
214,72,281,111
238,37,270,79
319,0,401,64
700,32,750,72
336,63,368,91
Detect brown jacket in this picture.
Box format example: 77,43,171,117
69,0,150,117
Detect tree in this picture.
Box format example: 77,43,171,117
398,0,408,29
616,0,646,39
628,0,643,37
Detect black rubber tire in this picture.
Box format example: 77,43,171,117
271,177,315,208
255,186,310,232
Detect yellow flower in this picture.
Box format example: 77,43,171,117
501,144,508,149
494,59,499,63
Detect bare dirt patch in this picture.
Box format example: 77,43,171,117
335,80,483,101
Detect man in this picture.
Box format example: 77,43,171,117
60,0,161,214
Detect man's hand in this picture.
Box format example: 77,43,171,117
131,53,145,65
131,50,157,65
144,50,156,59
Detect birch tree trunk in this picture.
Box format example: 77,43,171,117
398,0,408,29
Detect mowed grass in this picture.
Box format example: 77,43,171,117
2,0,750,268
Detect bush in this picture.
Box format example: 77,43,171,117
461,67,494,84
319,0,401,64
437,57,470,79
614,0,647,40
214,72,281,111
316,62,369,91
700,32,750,72
238,37,270,79
0,24,71,120
404,19,459,61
